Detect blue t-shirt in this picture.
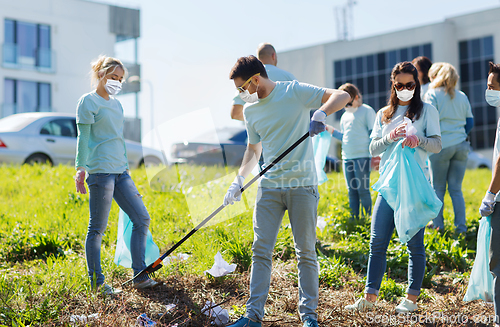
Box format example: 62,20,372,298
424,87,473,149
76,91,128,174
232,64,296,106
339,103,376,160
371,102,441,177
244,80,325,188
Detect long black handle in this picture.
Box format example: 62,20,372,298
157,131,310,262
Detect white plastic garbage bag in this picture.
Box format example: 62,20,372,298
204,252,236,277
202,301,230,326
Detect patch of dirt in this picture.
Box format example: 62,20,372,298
56,261,496,326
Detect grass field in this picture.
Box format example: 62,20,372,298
0,163,495,326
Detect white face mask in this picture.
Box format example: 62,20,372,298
239,83,259,103
485,89,500,107
104,79,122,95
396,89,414,102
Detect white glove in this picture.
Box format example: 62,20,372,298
479,191,496,217
223,175,245,206
309,110,327,136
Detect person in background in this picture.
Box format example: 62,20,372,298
230,43,296,121
330,83,376,219
425,62,473,234
478,62,500,327
345,61,441,313
412,56,433,100
224,55,350,327
74,55,158,294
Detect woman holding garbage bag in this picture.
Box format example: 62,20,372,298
345,62,441,313
74,55,158,294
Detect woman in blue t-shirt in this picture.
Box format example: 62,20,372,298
425,62,473,234
332,83,376,219
345,62,441,313
74,56,158,294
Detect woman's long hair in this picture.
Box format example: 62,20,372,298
382,62,424,124
428,62,458,99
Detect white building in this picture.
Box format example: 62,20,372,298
278,7,500,158
0,0,141,141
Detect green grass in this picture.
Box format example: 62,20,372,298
0,163,493,325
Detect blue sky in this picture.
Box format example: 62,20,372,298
94,0,500,154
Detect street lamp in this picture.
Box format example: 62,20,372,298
128,75,155,148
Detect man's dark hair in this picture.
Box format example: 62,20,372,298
489,62,500,85
412,56,433,84
229,55,268,81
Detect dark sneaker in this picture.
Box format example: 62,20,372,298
227,316,261,327
303,318,319,327
133,279,159,289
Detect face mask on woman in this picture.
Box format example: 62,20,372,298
396,89,415,102
485,89,500,107
104,79,122,95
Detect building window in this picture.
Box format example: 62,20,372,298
2,78,51,117
333,43,432,119
459,36,495,150
2,19,53,71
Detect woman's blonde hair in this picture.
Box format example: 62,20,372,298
428,62,458,99
90,55,127,86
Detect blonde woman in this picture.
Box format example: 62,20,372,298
425,62,474,234
74,55,158,294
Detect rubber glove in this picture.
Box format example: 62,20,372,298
75,168,87,194
223,175,244,206
389,123,406,141
402,134,419,148
309,110,327,137
479,191,496,217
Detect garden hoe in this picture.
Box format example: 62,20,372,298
122,131,310,286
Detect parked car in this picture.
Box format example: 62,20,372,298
467,149,492,169
0,112,165,167
171,127,341,172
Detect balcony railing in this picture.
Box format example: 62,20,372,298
2,44,55,73
1,104,52,118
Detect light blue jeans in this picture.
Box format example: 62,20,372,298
429,140,469,234
365,195,426,296
490,205,500,324
245,186,319,323
85,171,151,286
343,157,372,218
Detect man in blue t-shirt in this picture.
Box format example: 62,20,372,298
479,61,500,327
224,55,350,327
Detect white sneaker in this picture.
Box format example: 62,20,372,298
395,298,418,313
133,279,159,289
100,284,123,295
344,298,376,312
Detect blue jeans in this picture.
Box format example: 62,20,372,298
490,205,500,323
343,158,372,218
85,171,151,286
429,140,469,234
365,195,426,296
245,186,319,323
